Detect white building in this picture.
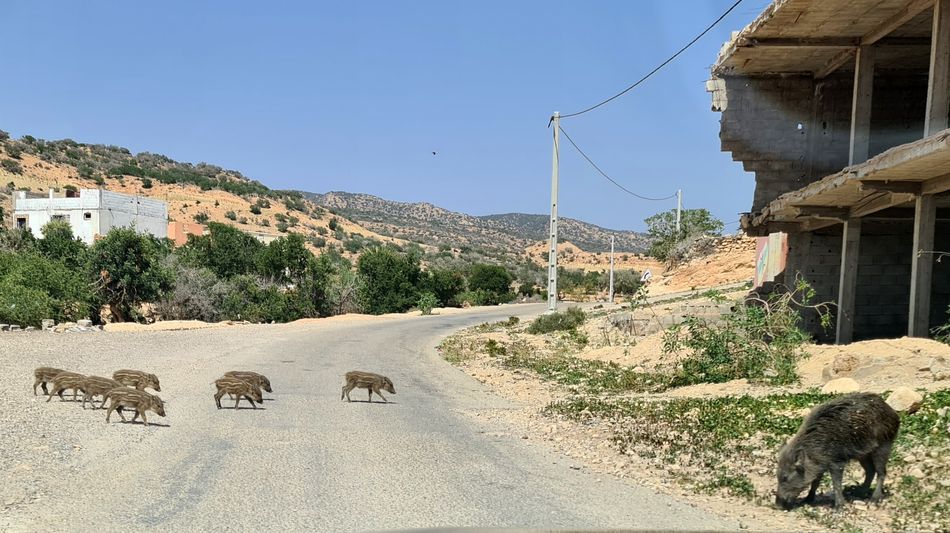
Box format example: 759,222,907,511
12,188,168,244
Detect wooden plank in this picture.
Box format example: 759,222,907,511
794,206,850,220
859,181,923,193
926,0,950,135
851,191,917,217
922,172,950,194
909,194,937,336
836,218,862,344
850,46,875,165
862,0,935,44
815,48,857,79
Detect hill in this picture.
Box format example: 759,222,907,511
306,191,651,254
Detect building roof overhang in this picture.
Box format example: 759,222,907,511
714,0,935,77
743,128,950,234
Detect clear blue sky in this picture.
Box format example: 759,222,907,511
2,1,769,232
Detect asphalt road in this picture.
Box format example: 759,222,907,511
4,304,741,532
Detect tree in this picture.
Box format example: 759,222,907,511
612,269,643,295
421,268,466,307
257,232,312,285
644,208,723,261
38,220,87,270
180,222,264,279
87,228,172,322
357,247,422,314
0,251,92,325
467,264,514,305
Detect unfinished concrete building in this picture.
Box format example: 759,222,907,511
709,0,950,343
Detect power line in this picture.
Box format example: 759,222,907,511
558,124,677,201
560,0,744,119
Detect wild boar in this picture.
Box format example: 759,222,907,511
776,392,900,509
33,366,66,395
341,371,396,403
81,376,125,409
214,377,263,409
104,388,166,427
223,371,272,393
46,371,87,402
112,369,161,392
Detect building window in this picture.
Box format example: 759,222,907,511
15,217,27,229
51,215,67,222
83,212,92,220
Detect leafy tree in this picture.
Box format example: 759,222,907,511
38,220,87,270
257,232,311,284
180,222,264,279
612,269,643,295
357,247,422,314
421,268,466,307
87,228,172,322
0,251,92,325
467,264,514,305
221,275,293,323
645,208,723,261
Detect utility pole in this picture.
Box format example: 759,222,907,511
675,189,682,234
547,112,560,313
608,235,615,304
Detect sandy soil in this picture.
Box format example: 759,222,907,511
525,240,665,273
649,235,757,295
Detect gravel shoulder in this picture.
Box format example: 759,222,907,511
0,304,745,532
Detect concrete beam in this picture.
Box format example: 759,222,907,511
909,194,937,336
794,206,850,221
836,218,862,344
859,181,923,194
922,172,950,194
815,49,856,79
862,0,935,45
926,0,950,135
849,46,875,165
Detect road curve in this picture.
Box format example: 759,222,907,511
5,304,739,532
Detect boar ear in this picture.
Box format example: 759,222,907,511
793,449,806,472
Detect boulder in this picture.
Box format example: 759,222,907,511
77,319,93,328
821,377,860,394
41,319,55,331
886,387,923,414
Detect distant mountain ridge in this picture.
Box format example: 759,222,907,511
305,191,650,253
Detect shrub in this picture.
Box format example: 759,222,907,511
276,221,289,233
467,264,514,304
645,208,723,261
6,144,23,159
357,247,422,314
527,306,586,334
662,279,831,386
179,222,264,279
421,268,466,307
328,217,339,231
284,195,307,212
316,226,328,236
517,283,536,297
38,220,87,270
225,210,237,221
262,219,271,227
1,159,23,174
417,292,438,315
141,177,153,188
0,251,91,325
310,236,326,248
257,233,312,284
933,305,950,345
0,130,8,142
87,228,172,322
221,275,293,323
155,257,232,322
193,212,210,224
250,204,262,215
238,217,248,225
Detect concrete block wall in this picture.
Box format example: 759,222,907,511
781,220,950,343
716,72,930,213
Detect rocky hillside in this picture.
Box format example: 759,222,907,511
0,132,404,259
306,191,651,254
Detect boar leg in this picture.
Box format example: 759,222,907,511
375,388,389,403
367,388,374,403
829,465,846,509
234,394,242,409
858,456,875,495
342,383,354,402
139,410,148,427
869,444,891,503
214,389,226,409
32,378,41,395
46,385,62,403
805,475,822,503
246,395,257,409
106,402,125,423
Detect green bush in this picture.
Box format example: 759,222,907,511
238,217,248,225
1,159,23,174
328,217,339,231
528,307,587,334
645,208,723,261
357,247,422,314
87,228,172,322
0,284,54,327
933,305,950,344
276,221,289,233
193,212,210,224
225,210,237,221
221,275,293,323
662,280,831,386
141,177,153,188
0,251,91,325
179,222,264,279
5,144,23,159
417,292,438,315
38,220,87,270
421,268,466,307
310,236,326,248
156,257,232,322
250,204,262,215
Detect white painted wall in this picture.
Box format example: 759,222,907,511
12,189,167,245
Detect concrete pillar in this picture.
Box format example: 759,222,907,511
836,219,862,344
925,0,950,135
849,46,875,165
909,194,937,336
